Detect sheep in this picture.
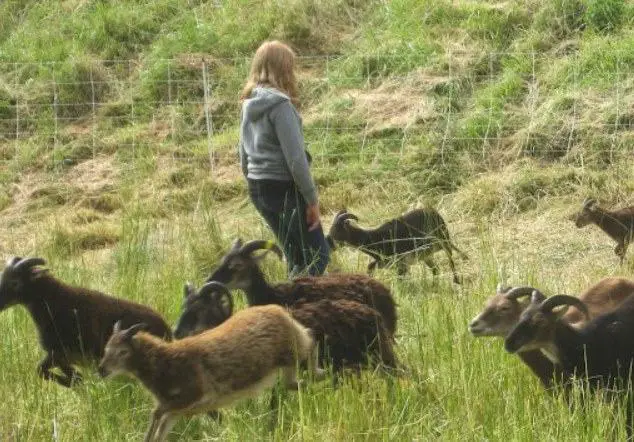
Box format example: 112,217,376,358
173,281,397,371
504,292,634,439
99,306,324,442
207,238,398,337
326,208,466,283
468,279,634,388
0,256,172,387
173,281,233,339
571,198,634,264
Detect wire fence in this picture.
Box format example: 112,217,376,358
0,52,633,177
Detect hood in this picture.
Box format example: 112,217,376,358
242,87,289,121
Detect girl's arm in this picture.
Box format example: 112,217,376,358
270,102,318,206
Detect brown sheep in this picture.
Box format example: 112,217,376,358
0,257,172,387
173,282,397,371
468,278,634,388
99,306,323,442
571,198,634,264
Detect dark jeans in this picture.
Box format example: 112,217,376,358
248,179,330,276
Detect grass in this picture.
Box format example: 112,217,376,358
2,0,634,440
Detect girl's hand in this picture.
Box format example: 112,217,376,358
306,203,321,232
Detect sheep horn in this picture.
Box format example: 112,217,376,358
333,209,347,220
504,286,538,301
540,295,589,319
5,257,21,269
337,213,359,224
240,240,283,260
13,257,46,273
582,199,597,210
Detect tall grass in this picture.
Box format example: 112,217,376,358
2,0,634,440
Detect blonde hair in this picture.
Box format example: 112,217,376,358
240,40,299,107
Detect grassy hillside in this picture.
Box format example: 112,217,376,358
1,0,634,440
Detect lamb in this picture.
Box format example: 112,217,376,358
207,238,398,336
99,306,324,442
571,198,634,264
173,281,397,371
505,292,634,439
468,279,634,388
0,256,172,387
326,208,466,283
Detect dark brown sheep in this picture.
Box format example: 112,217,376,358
571,198,634,264
0,257,172,387
173,282,397,371
207,239,398,336
326,208,467,283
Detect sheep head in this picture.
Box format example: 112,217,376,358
98,321,148,378
326,209,359,248
173,281,233,339
206,239,283,290
504,293,588,355
469,285,545,337
571,198,598,228
0,257,47,311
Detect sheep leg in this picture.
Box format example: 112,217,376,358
37,354,77,388
396,258,408,276
422,256,439,277
282,366,300,390
615,242,626,264
443,246,461,284
149,408,177,442
308,342,327,382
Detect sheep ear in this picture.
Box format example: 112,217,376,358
213,291,233,319
231,238,243,251
113,320,123,334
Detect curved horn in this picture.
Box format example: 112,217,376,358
582,198,597,210
240,240,283,260
333,209,347,221
13,257,46,273
540,295,589,319
122,323,148,340
338,213,359,223
5,257,21,268
504,286,538,301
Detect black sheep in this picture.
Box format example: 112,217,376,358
0,257,172,387
326,208,466,282
505,292,634,439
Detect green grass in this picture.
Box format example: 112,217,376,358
2,0,634,440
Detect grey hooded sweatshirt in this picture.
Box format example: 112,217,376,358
239,87,317,205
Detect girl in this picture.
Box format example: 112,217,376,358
239,40,329,276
